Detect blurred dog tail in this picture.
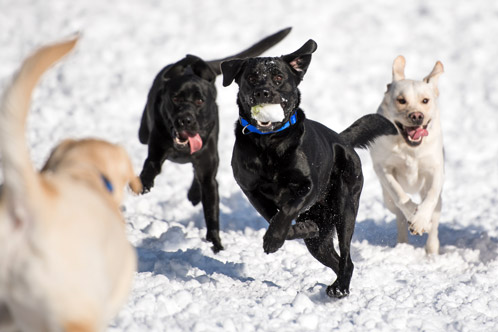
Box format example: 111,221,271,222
0,37,78,211
207,27,292,75
339,114,397,149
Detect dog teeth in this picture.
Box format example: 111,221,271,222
174,136,188,145
257,121,272,127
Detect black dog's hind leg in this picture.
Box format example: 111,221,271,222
304,175,359,298
301,204,341,276
328,205,356,298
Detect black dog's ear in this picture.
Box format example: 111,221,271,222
161,55,216,83
221,59,246,87
186,54,217,83
281,39,317,79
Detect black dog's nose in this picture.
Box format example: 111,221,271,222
253,88,272,103
408,112,424,125
176,114,194,128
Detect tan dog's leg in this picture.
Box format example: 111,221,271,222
425,196,442,254
408,169,444,235
382,187,408,244
374,164,417,219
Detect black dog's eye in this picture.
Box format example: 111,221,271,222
247,74,257,84
397,98,407,105
422,98,429,104
195,99,204,106
273,74,283,84
172,96,184,103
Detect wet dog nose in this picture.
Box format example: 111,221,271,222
176,113,194,128
408,112,424,125
253,88,271,103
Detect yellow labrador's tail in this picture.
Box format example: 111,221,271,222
0,37,78,213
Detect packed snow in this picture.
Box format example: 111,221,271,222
1,0,498,331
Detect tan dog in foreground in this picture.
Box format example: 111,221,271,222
369,56,444,254
0,38,140,331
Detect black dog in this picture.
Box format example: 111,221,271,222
138,28,291,253
221,40,397,297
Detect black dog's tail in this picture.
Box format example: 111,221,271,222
339,114,398,149
207,27,291,75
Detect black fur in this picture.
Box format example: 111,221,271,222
138,28,291,253
221,40,397,297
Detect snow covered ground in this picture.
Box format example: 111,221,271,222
2,0,498,331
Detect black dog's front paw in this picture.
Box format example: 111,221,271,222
326,281,350,298
263,229,286,254
206,229,224,253
139,172,155,194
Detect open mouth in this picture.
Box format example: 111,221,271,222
395,121,430,147
173,130,203,154
257,120,274,128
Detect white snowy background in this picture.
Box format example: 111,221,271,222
1,0,498,331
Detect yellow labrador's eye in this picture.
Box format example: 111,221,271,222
422,98,430,104
397,97,407,105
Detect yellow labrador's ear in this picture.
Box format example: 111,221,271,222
423,61,444,96
423,61,444,91
392,55,406,81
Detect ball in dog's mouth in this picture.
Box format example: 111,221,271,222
174,130,203,154
395,121,429,146
251,104,285,126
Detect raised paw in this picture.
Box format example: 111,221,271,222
139,172,155,194
286,221,319,240
408,210,432,235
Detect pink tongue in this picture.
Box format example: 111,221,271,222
188,133,203,154
407,128,429,140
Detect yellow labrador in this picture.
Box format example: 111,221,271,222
0,37,140,331
370,56,444,254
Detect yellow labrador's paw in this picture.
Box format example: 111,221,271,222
408,208,432,235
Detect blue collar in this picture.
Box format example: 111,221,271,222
239,112,298,135
101,174,113,193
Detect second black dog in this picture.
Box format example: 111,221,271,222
138,28,291,253
221,40,397,296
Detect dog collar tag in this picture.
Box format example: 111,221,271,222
240,112,297,135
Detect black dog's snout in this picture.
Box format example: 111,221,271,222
175,113,194,128
253,88,272,103
408,112,424,125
